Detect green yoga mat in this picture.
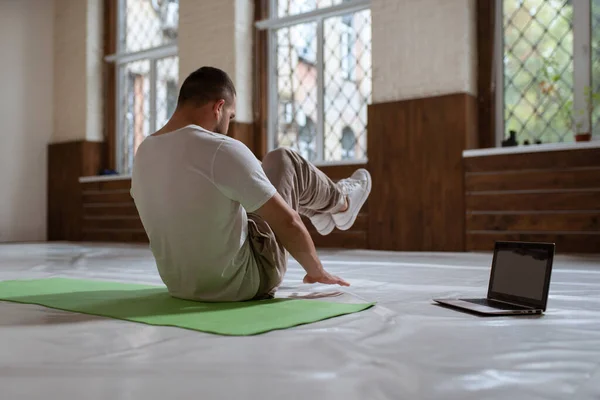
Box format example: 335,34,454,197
0,278,374,336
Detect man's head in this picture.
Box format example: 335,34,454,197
177,66,236,135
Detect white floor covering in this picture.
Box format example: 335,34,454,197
0,242,599,400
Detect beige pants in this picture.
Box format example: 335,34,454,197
248,148,344,299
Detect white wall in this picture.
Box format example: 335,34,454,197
53,0,103,143
179,0,254,123
372,0,477,103
0,0,55,242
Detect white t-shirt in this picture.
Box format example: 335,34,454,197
131,125,277,301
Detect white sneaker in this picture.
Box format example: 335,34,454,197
309,213,335,236
332,169,371,231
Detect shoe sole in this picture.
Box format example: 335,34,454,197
337,169,372,231
317,219,335,235
311,215,335,236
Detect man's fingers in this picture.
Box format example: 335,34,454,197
304,274,349,287
335,277,350,287
327,276,350,287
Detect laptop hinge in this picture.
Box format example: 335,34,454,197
489,298,534,309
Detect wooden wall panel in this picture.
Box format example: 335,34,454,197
229,122,256,154
305,229,367,248
467,233,600,254
367,93,476,251
82,190,133,204
476,0,496,149
48,141,104,241
80,178,142,242
103,0,117,170
466,191,600,211
466,87,480,150
83,203,139,216
465,148,600,172
81,179,131,192
82,142,104,176
467,212,600,232
464,147,600,253
466,168,600,191
48,143,80,241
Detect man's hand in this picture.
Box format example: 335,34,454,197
303,271,350,286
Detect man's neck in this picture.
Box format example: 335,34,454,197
153,112,215,137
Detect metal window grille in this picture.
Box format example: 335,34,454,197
497,0,594,145
258,0,371,165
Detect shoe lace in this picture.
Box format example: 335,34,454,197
337,178,361,194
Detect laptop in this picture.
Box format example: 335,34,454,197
434,241,555,316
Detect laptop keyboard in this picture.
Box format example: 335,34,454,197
464,298,529,311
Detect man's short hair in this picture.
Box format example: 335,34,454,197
177,66,236,107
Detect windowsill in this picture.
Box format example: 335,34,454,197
463,140,600,158
311,159,368,167
79,174,132,183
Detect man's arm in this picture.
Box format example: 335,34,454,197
254,194,349,287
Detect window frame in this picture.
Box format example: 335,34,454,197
340,20,357,81
104,0,179,173
256,0,371,166
494,0,592,146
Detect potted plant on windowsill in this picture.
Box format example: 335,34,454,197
574,122,591,142
573,87,600,142
541,57,597,143
572,106,589,142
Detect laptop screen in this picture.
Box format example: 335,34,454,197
489,244,553,303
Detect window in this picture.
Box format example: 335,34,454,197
498,0,597,145
259,0,372,164
276,0,346,18
299,117,318,161
340,126,356,159
282,101,294,124
107,0,179,173
340,14,356,80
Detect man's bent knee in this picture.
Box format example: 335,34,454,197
262,147,295,169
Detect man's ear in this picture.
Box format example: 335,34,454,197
213,99,225,117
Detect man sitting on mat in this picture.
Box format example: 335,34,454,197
131,66,371,301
